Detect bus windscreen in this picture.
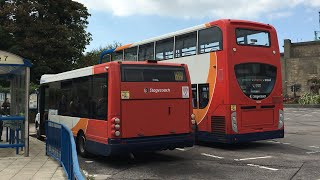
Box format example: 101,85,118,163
234,63,277,100
121,65,187,82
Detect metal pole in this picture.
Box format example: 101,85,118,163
24,67,30,157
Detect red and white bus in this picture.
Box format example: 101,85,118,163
99,19,284,143
36,61,195,157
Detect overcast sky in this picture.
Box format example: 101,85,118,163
74,0,320,52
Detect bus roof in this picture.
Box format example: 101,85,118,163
109,19,272,53
40,61,185,84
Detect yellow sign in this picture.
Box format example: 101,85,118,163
121,91,130,99
231,105,236,111
0,50,24,65
174,71,184,81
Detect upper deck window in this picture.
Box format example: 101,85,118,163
156,38,174,60
138,43,154,61
112,50,123,61
175,32,197,58
198,27,223,54
124,47,137,61
236,28,270,47
121,65,187,82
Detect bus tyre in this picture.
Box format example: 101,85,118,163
77,133,89,158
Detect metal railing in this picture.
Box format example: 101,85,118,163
0,116,25,154
46,121,85,180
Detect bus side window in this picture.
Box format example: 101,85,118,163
198,26,223,54
138,42,154,61
124,47,137,61
155,37,174,61
60,80,73,116
192,84,198,109
198,84,209,109
175,31,197,58
91,73,108,120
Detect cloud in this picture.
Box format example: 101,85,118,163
74,0,320,19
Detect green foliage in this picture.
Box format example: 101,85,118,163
0,0,92,83
298,93,320,105
75,42,122,68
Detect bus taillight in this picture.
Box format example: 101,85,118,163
112,117,121,137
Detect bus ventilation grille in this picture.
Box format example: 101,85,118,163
211,116,226,135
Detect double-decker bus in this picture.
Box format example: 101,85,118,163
99,19,284,143
36,61,195,157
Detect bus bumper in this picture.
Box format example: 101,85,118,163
86,133,195,156
197,129,284,144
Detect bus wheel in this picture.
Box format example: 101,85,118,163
77,133,89,158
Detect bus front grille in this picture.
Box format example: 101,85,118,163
211,116,226,135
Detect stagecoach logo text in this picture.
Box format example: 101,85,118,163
144,88,171,93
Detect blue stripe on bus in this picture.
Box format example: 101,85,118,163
99,48,116,64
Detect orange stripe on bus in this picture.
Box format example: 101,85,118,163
115,44,133,51
194,52,217,124
71,118,88,136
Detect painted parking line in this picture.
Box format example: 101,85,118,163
176,148,187,151
309,146,320,149
306,151,320,154
267,140,281,144
234,156,272,161
247,164,278,171
201,153,224,159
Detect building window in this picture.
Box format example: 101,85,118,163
198,26,223,54
124,47,137,61
175,31,197,58
138,42,154,61
156,38,174,60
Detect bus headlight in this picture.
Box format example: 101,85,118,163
278,109,284,129
231,112,238,133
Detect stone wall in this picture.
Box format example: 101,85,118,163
281,39,320,97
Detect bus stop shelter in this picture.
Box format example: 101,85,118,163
0,50,31,157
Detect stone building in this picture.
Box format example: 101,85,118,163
281,39,320,97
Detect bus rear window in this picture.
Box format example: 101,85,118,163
121,65,187,82
236,28,270,47
234,63,276,100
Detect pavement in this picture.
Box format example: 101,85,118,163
0,124,67,180
78,108,320,180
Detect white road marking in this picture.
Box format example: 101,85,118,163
234,156,272,161
85,161,94,163
176,148,186,151
306,151,320,154
247,164,278,171
282,143,291,145
201,153,224,159
267,140,281,144
309,146,320,149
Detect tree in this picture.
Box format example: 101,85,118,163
0,0,92,83
76,42,122,68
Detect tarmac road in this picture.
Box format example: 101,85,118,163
78,108,320,180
